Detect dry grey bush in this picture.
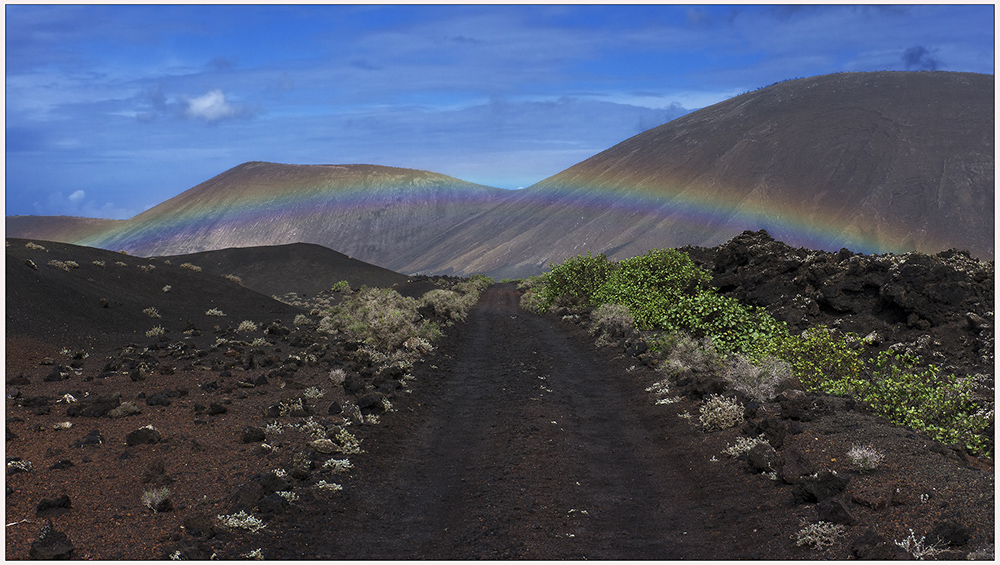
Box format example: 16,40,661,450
722,354,792,402
699,394,745,431
793,521,846,550
223,273,243,285
590,303,635,337
179,262,202,272
143,307,162,319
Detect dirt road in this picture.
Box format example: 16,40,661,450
267,284,796,559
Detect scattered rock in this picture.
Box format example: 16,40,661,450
778,447,814,485
816,497,858,526
309,438,337,454
241,426,266,444
258,471,291,494
850,482,897,510
107,401,141,419
746,442,783,473
67,393,121,418
849,527,913,560
35,494,72,516
48,459,74,470
71,429,104,448
144,392,171,407
227,481,264,513
126,426,162,446
792,470,849,504
182,512,217,538
257,493,289,514
927,519,971,547
28,520,74,560
207,402,227,415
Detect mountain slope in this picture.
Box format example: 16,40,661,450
7,72,993,279
408,71,993,278
71,162,509,271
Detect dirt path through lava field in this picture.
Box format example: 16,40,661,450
266,284,790,559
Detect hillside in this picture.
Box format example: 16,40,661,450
7,72,993,279
27,162,510,272
410,71,993,278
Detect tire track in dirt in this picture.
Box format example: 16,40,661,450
271,284,771,559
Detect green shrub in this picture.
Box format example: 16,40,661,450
331,280,352,294
593,249,711,328
519,290,547,314
539,252,614,309
660,291,788,358
774,328,992,455
830,350,992,455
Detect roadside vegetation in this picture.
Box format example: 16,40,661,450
520,249,993,457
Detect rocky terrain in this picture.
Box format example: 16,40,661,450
5,234,994,560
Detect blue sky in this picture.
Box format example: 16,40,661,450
5,4,994,219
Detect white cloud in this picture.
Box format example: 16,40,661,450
183,89,257,122
68,189,85,202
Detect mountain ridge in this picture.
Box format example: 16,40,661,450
7,71,993,278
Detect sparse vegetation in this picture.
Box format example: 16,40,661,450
846,444,885,473
223,273,243,285
146,325,166,338
141,486,171,513
722,355,792,402
894,528,946,559
698,394,744,431
793,521,846,550
179,262,202,272
92,260,106,268
48,259,80,271
205,308,226,316
320,287,440,352
237,320,258,332
24,242,46,251
143,307,162,319
217,510,266,532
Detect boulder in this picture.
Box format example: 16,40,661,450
35,494,72,516
746,443,783,473
792,470,849,504
927,520,971,547
126,426,162,446
778,447,814,485
816,497,858,526
28,520,74,560
241,426,266,444
850,528,913,560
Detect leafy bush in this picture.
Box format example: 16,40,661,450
331,280,352,293
827,350,992,455
593,249,711,328
775,328,992,455
519,290,547,314
660,292,788,358
771,326,864,390
538,252,614,310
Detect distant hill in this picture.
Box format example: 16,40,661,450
406,71,994,277
158,242,410,298
8,162,509,273
7,72,993,279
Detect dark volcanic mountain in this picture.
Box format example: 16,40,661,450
407,71,994,277
7,72,993,279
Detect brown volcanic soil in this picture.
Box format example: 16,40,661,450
6,249,994,562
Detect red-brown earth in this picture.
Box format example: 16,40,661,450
5,237,994,560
